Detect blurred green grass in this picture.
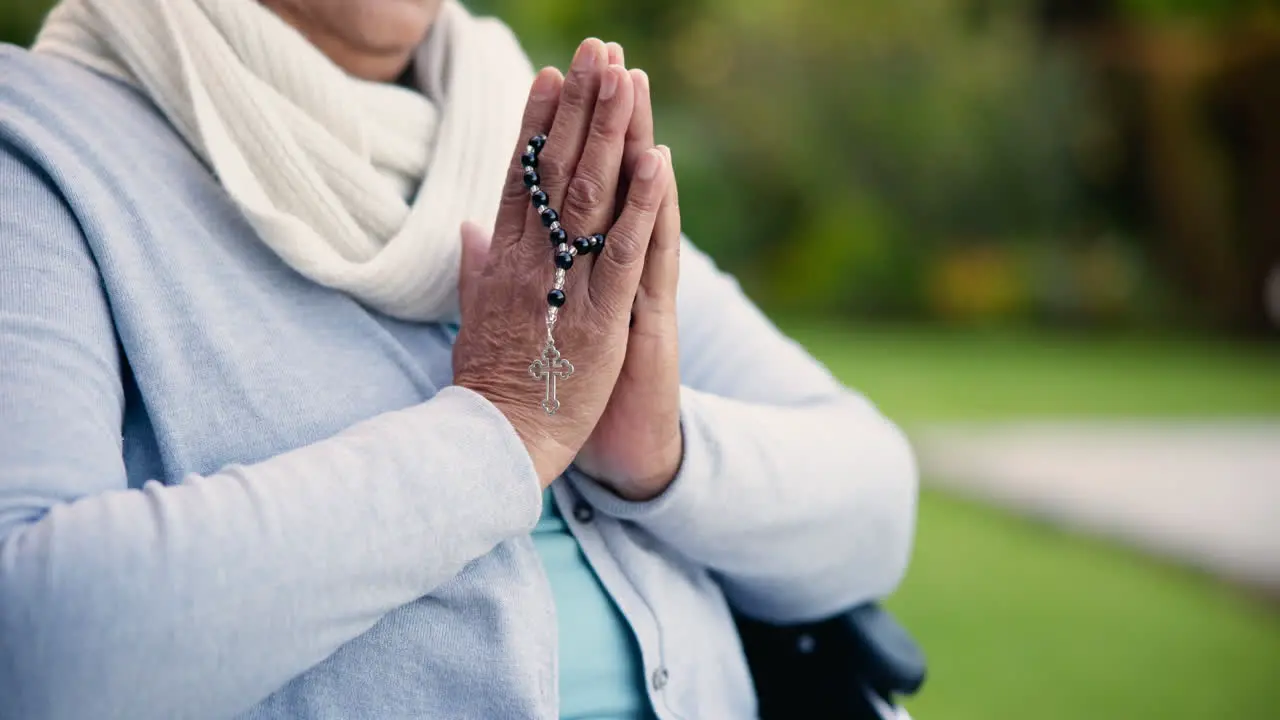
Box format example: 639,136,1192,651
893,492,1280,719
789,323,1280,424
788,323,1280,719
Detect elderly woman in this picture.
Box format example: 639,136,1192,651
0,0,916,718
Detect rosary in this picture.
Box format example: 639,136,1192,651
520,134,605,415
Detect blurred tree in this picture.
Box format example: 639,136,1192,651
3,0,1274,334
1038,0,1280,334
477,0,1100,323
0,0,49,45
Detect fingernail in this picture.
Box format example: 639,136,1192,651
530,68,556,100
637,148,662,181
607,42,624,65
600,67,619,100
573,38,602,73
631,68,649,92
658,144,672,167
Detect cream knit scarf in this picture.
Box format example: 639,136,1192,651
34,0,533,322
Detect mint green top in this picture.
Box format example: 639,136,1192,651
449,313,650,720
533,490,652,719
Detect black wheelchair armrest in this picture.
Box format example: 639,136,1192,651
736,603,926,719
840,603,927,696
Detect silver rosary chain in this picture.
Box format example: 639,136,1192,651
523,142,580,415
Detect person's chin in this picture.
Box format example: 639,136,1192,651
356,0,444,49
328,0,442,81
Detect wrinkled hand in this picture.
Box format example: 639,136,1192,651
452,39,670,489
572,45,684,502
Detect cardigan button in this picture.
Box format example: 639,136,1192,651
651,667,669,691
796,633,817,655
572,503,594,523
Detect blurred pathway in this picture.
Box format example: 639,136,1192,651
912,421,1280,591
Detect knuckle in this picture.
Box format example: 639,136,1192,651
589,104,625,137
590,288,633,324
565,172,607,217
537,153,570,186
492,218,525,251
629,188,662,215
561,78,593,108
501,169,528,202
606,229,644,266
485,247,520,281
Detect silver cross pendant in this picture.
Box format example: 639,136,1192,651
529,341,574,415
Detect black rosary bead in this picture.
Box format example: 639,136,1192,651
590,233,606,254
521,135,589,318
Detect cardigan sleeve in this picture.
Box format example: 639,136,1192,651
569,241,918,623
0,141,541,720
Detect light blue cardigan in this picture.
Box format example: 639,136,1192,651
0,46,918,720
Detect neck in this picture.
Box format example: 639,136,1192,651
260,1,420,82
